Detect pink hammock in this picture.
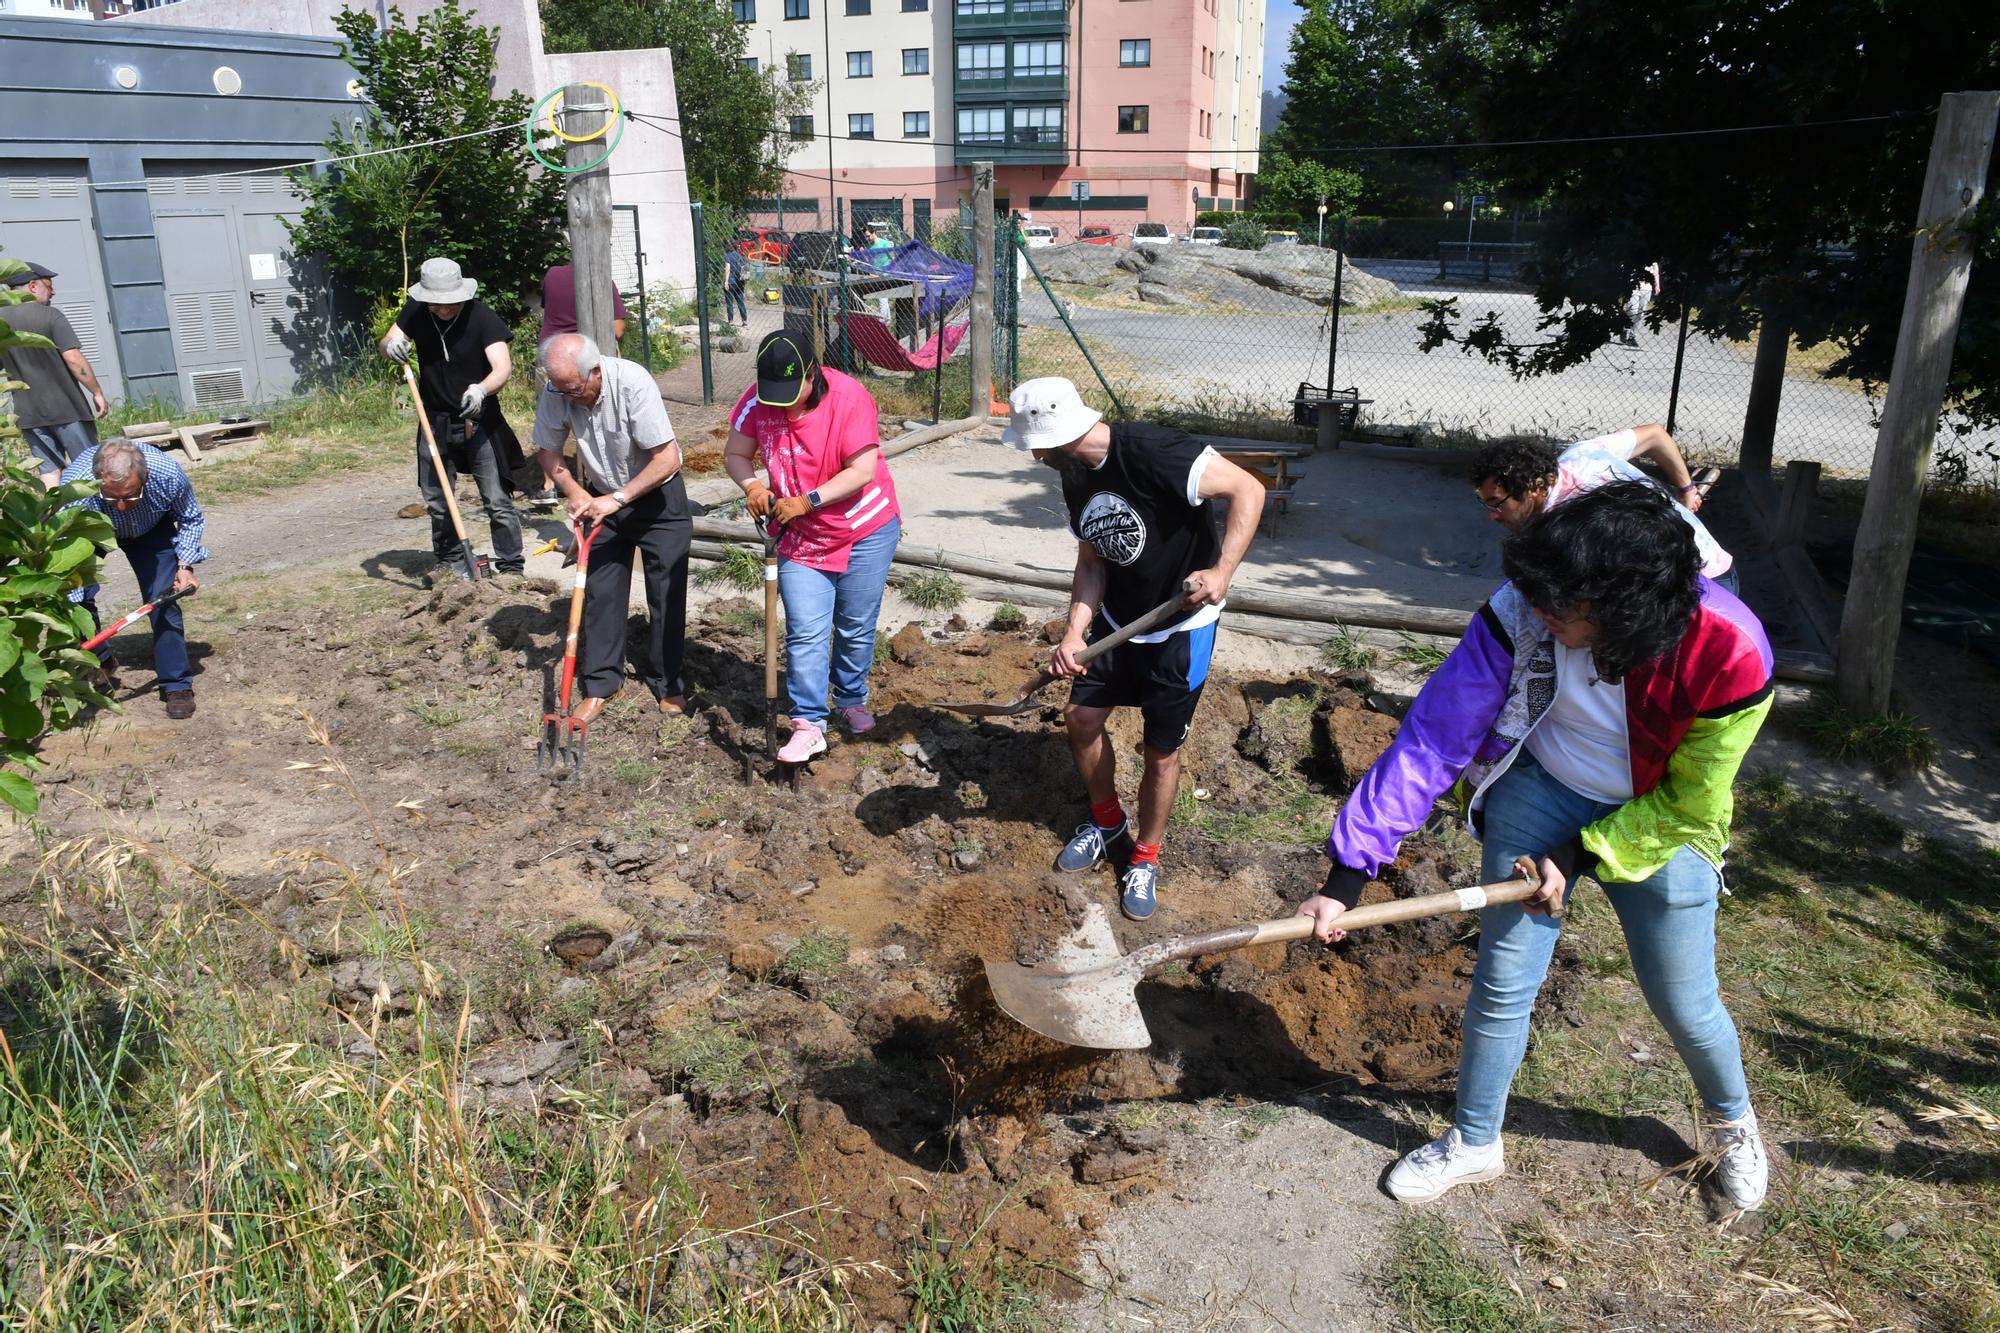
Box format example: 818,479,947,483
841,312,970,373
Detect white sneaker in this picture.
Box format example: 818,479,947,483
1709,1109,1770,1212
776,721,827,764
1385,1127,1505,1203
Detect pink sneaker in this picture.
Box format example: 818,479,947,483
838,705,876,734
777,720,827,764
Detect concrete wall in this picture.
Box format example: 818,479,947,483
0,14,359,404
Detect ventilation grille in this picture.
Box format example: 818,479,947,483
7,175,82,200
168,291,243,358
56,300,104,366
190,369,246,409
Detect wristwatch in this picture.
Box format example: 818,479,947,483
806,489,823,511
611,488,630,507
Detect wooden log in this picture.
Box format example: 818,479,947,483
1773,460,1821,548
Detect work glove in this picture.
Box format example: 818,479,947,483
743,480,774,521
458,384,486,419
772,494,813,526
383,328,412,364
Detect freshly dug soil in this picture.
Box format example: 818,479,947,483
14,572,1577,1322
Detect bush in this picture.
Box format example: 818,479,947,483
1220,218,1267,251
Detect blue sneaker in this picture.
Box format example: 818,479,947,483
1056,821,1129,873
1120,861,1158,920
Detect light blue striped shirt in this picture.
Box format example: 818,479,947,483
61,443,209,600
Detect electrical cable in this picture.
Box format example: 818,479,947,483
526,98,626,173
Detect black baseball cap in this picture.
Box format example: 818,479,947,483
3,262,55,288
755,330,816,408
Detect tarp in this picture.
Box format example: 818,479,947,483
847,240,974,319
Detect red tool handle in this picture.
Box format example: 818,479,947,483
552,519,600,715
80,584,192,653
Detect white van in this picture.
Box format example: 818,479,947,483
1133,221,1174,248
1189,226,1224,247
1021,224,1058,248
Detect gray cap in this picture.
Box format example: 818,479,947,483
3,261,55,288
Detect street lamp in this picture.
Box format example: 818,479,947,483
1316,200,1328,248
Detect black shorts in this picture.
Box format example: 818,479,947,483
1067,616,1218,754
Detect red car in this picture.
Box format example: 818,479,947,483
1080,226,1117,245
735,227,790,263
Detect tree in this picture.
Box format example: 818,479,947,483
0,256,117,815
1401,0,2000,431
1253,150,1363,225
287,1,566,323
541,0,814,207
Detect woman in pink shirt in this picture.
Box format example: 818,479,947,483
725,331,902,762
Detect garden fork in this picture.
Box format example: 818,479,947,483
538,517,601,773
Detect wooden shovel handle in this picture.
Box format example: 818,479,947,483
1074,579,1201,669
405,363,474,548
1151,871,1544,967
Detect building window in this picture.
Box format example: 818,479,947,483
957,106,1005,144
850,113,875,139
784,0,809,17
1015,104,1063,143
789,115,814,140
904,111,931,137
957,0,1003,12
848,51,874,77
903,0,928,9
902,47,929,74
740,56,759,73
1119,39,1150,66
956,42,1005,79
733,0,755,20
788,53,813,80
1011,40,1063,79
1118,104,1148,134
846,0,869,11
1016,0,1062,10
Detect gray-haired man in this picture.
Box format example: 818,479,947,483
533,333,692,727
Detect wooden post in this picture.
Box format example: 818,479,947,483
562,83,618,354
1838,90,2000,714
968,161,995,417
1738,311,1788,482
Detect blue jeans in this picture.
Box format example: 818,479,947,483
777,518,899,726
1715,566,1741,598
1455,752,1751,1146
85,519,192,694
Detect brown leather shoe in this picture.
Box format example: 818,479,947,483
164,689,196,720
658,694,688,717
569,694,614,726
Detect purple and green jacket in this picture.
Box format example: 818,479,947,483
1322,578,1774,907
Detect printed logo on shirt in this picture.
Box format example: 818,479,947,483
1078,492,1146,566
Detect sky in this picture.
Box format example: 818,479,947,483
1264,0,1304,97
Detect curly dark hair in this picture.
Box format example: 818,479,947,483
1500,480,1701,682
1469,439,1559,498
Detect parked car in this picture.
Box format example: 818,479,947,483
1132,221,1174,247
1021,224,1058,248
1079,226,1117,246
1265,229,1300,245
736,227,790,263
1189,226,1224,247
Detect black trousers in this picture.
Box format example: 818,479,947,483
580,478,692,701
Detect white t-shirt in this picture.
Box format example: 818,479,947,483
532,356,676,491
1554,430,1732,578
1525,641,1634,804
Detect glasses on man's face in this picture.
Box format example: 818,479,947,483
552,378,590,400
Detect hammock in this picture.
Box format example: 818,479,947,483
840,312,969,373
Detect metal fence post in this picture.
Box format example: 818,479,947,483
1666,300,1690,435
1015,232,1123,417
835,198,850,374
614,203,652,371
1327,213,1347,390
1004,216,1020,389
691,198,713,405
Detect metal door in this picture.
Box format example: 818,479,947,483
0,161,125,402
153,211,254,410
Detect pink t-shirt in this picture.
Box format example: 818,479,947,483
731,368,899,573
1552,430,1732,578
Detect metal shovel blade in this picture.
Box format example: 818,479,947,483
983,903,1156,1050
940,670,1056,718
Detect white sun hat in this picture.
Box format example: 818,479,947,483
408,256,479,303
1000,376,1103,451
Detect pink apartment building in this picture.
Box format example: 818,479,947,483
739,0,1265,239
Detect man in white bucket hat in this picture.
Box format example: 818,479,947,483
381,257,525,583
1004,376,1265,921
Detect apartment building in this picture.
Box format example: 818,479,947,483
0,0,137,18
739,0,1265,238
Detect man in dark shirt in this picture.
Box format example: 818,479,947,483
1,262,110,486
538,263,627,344
1005,376,1266,921
379,257,524,580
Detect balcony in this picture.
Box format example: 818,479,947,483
952,0,1067,38
952,69,1067,101
953,123,1066,166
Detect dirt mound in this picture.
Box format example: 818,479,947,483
25,574,1570,1321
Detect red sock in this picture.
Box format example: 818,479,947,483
1089,797,1125,831
1129,840,1160,866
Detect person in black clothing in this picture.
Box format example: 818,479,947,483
723,247,749,323
1005,376,1266,921
379,257,525,581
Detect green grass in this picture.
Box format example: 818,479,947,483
1392,633,1451,675
776,926,851,992
1319,621,1376,673
990,602,1026,630
901,569,965,612
1796,693,1940,775
695,542,763,592
1383,1214,1567,1333
1508,773,2000,1331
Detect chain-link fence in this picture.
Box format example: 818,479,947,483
995,213,1991,479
